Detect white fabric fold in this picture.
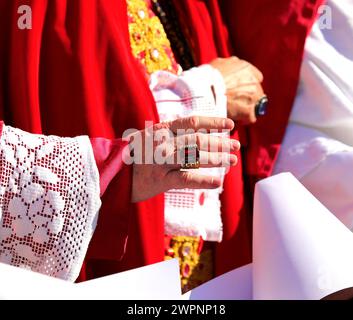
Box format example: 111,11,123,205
274,0,353,230
289,0,353,146
274,124,353,228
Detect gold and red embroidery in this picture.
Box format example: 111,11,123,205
127,0,179,74
165,236,213,293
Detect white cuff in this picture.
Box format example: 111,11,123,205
149,66,228,242
180,64,227,118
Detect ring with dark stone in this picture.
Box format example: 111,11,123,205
255,96,269,117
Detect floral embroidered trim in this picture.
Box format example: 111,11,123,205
0,125,101,281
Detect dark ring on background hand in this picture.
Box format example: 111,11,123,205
255,96,268,117
181,144,200,169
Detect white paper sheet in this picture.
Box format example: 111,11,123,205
253,172,353,300
185,172,353,300
183,264,252,300
0,259,181,300
76,258,181,300
0,262,73,300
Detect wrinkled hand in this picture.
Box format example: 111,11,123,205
126,116,240,203
210,57,265,125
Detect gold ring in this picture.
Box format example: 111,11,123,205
181,144,200,169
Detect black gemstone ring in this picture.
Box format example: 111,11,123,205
255,96,268,117
181,144,200,169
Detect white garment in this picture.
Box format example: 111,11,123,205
0,125,101,281
274,0,353,228
150,65,227,242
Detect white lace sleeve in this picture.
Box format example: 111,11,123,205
0,125,101,281
150,65,228,242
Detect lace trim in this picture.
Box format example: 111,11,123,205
0,125,101,281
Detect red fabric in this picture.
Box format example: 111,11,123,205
172,0,232,62
172,0,324,275
218,2,324,275
90,138,129,197
79,139,133,275
86,138,132,263
0,0,324,280
220,0,325,181
77,141,134,281
0,0,164,278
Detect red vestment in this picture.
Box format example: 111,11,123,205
171,0,324,274
0,0,324,280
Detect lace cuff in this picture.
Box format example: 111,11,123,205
0,124,101,281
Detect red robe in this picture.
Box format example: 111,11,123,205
162,0,325,275
0,0,324,280
0,0,164,279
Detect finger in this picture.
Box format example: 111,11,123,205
198,152,238,168
229,56,241,64
168,151,238,169
251,65,264,83
228,82,264,105
253,81,265,98
175,134,241,152
168,116,234,134
166,171,222,190
232,103,257,125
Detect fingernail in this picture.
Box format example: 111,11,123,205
211,177,222,187
230,155,238,166
231,140,241,150
224,119,234,129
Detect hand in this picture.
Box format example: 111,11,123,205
210,57,265,125
126,116,240,203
